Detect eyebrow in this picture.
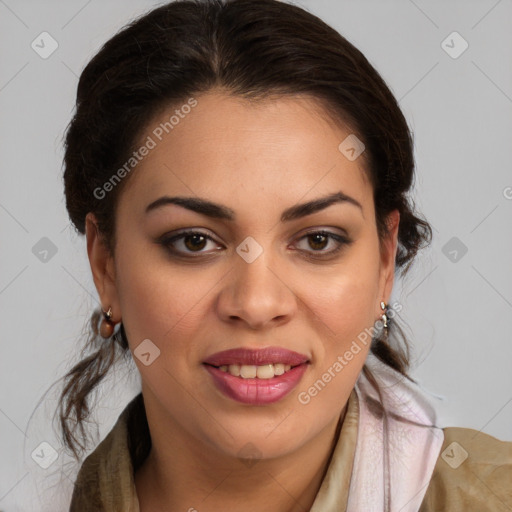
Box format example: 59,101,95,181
145,191,363,221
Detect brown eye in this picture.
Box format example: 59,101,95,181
294,230,352,258
183,233,208,251
159,230,222,256
307,233,329,250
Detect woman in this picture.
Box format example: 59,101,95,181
58,0,512,510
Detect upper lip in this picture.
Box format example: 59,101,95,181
203,347,310,367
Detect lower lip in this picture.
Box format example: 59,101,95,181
203,364,308,405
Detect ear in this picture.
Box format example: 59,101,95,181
85,212,121,322
377,209,400,311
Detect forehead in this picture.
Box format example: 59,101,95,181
119,91,372,218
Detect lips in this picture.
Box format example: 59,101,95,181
203,347,310,367
203,347,310,405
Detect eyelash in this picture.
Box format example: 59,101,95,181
158,229,352,260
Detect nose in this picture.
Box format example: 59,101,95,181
216,247,297,330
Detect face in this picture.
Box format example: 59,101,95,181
86,90,399,460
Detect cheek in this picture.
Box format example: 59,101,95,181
114,244,219,363
299,273,377,389
291,238,380,400
301,246,381,341
324,275,378,340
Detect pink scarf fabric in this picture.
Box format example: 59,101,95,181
347,353,445,511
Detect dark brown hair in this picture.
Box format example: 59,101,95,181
58,0,432,460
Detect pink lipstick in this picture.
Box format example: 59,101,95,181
203,347,309,405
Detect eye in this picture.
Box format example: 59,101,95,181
159,230,222,256
293,230,351,258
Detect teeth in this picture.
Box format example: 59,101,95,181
218,363,293,379
256,364,274,379
273,363,285,376
240,365,257,378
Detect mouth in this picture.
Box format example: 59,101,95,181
202,346,310,405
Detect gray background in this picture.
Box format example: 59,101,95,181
1,0,511,510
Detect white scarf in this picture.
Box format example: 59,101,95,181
347,352,444,511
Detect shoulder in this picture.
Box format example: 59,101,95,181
420,426,512,512
69,393,145,511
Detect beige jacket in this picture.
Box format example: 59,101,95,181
69,390,512,511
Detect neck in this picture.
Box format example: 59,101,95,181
135,396,347,512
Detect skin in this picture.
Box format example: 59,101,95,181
86,89,399,512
